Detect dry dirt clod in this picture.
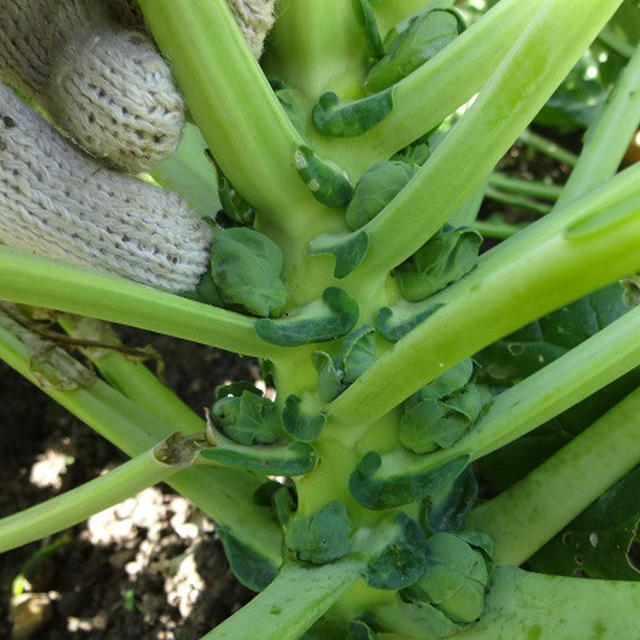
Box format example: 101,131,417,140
9,592,53,640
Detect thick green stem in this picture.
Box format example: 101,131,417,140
555,41,640,208
455,566,640,639
138,0,330,237
351,0,620,280
518,129,578,167
464,307,640,460
329,170,640,430
0,442,185,554
466,386,640,565
201,560,366,640
0,246,277,359
318,0,544,175
0,314,283,568
57,316,203,434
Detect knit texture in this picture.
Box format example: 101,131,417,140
0,82,212,293
228,0,276,58
0,0,184,174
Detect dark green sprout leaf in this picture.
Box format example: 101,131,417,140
256,287,359,346
348,620,377,640
366,513,428,589
336,325,376,384
271,79,308,139
366,10,463,93
349,450,470,509
201,426,316,476
403,532,488,624
372,597,460,639
376,302,444,342
345,160,419,230
427,467,479,533
312,351,345,402
211,390,283,446
217,526,280,592
294,145,354,208
210,227,287,317
308,229,370,278
312,90,394,138
285,501,352,564
400,359,482,454
282,394,326,442
530,465,640,580
354,0,385,57
394,225,483,302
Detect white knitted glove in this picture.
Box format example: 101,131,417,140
0,0,276,174
0,1,276,296
0,81,212,294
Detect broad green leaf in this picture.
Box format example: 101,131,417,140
529,465,640,580
427,467,479,533
308,230,370,278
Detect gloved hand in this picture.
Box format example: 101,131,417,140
0,0,275,296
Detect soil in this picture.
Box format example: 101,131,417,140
0,329,257,640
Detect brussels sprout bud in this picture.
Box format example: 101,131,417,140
209,227,288,317
366,10,464,92
211,390,283,446
395,225,483,302
404,532,489,624
285,501,352,564
400,359,482,453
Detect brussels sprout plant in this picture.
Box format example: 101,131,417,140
2,0,640,638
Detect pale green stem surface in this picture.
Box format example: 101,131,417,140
467,386,640,565
329,172,640,429
555,42,640,208
201,559,365,640
455,566,640,639
0,446,179,554
518,129,578,167
0,317,283,567
57,316,204,434
138,0,331,238
317,0,544,175
465,307,640,460
0,246,277,358
354,0,620,278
